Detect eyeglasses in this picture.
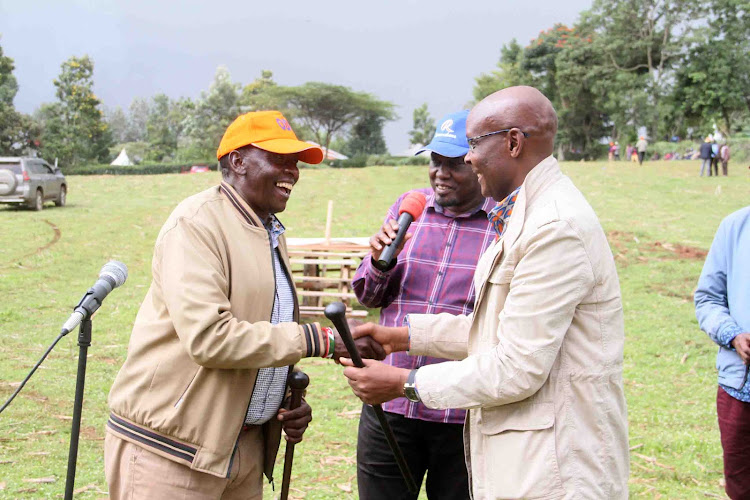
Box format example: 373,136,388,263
467,128,530,151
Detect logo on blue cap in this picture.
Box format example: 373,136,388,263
415,110,470,158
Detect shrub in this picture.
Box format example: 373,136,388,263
64,161,217,175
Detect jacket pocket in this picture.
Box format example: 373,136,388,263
478,402,565,499
174,368,200,409
487,264,514,285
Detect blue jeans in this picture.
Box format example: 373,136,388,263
700,158,712,176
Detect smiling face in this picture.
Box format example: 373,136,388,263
428,152,485,213
230,146,300,221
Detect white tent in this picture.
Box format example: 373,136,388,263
110,148,133,166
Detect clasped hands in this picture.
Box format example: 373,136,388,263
339,322,413,405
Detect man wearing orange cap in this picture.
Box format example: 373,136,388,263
104,111,385,499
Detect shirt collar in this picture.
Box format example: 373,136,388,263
263,215,286,248
487,186,521,240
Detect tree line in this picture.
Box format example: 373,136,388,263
1,0,748,164
0,50,397,166
472,0,749,158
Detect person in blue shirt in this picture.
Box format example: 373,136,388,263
695,206,750,500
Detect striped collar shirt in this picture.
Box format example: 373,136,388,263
352,189,495,424
245,215,294,424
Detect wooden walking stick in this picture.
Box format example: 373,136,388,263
325,302,419,494
279,370,310,500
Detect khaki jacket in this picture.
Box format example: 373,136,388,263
107,182,327,480
409,157,629,499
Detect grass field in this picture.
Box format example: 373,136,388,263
0,160,748,499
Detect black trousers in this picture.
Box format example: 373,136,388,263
357,404,470,500
638,151,645,164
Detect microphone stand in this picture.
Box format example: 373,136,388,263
64,317,92,500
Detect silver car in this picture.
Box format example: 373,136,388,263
0,157,67,210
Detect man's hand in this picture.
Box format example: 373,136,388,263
332,329,386,362
277,399,312,444
352,323,410,355
340,358,410,405
369,219,413,262
732,333,750,364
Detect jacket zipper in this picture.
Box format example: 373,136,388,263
227,228,279,479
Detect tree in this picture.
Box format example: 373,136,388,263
0,40,36,155
473,39,530,102
183,66,241,159
37,55,112,165
127,97,149,142
586,0,706,138
408,103,434,147
271,82,394,158
345,103,395,156
672,0,750,135
240,70,279,111
105,106,129,144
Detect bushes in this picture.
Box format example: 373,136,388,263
64,162,217,175
328,154,430,168
63,153,436,175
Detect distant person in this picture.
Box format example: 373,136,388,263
352,109,494,500
720,142,730,176
711,141,721,176
695,206,750,500
608,142,615,161
636,136,648,165
625,144,633,161
104,111,385,499
700,137,713,177
614,141,621,160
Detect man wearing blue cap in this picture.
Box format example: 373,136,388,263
351,110,494,499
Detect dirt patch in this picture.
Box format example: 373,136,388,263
649,241,707,260
0,219,61,269
607,231,707,266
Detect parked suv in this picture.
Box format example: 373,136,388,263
0,157,67,210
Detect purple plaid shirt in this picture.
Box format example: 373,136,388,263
352,188,495,424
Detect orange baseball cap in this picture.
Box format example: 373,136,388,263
216,110,324,164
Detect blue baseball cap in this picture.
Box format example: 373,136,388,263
415,109,470,158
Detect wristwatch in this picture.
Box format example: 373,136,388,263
403,369,421,402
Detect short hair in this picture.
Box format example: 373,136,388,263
218,145,254,179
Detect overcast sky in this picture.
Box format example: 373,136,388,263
1,0,592,154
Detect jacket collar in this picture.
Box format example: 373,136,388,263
501,155,561,250
219,181,263,228
473,156,562,308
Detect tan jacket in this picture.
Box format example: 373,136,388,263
107,182,328,480
409,157,629,499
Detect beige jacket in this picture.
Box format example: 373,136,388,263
409,157,629,499
107,182,328,480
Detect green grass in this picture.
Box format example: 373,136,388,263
0,161,748,498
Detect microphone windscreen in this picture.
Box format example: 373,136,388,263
100,260,128,288
398,192,427,220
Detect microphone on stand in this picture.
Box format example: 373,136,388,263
61,261,128,335
376,191,427,269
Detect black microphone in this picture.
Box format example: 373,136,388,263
376,191,427,269
61,261,128,335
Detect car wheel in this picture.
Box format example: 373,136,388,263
31,189,43,211
55,186,67,207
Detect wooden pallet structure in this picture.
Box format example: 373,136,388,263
287,238,370,319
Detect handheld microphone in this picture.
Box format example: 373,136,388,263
376,191,427,269
61,261,128,335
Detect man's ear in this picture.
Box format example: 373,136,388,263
228,150,246,176
508,129,524,159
